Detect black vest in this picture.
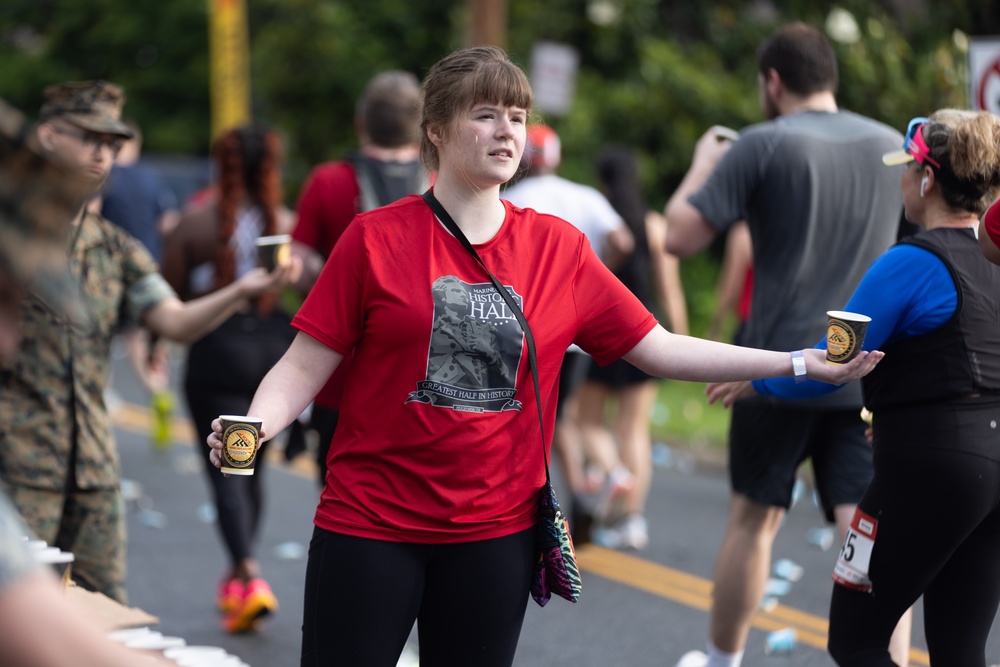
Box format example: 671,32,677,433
863,227,1000,410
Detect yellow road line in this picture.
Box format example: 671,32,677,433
111,401,930,665
579,546,929,664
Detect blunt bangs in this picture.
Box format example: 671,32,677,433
460,60,533,113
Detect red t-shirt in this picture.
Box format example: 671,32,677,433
292,194,657,543
985,199,1000,250
293,162,361,410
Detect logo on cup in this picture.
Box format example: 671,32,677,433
826,311,871,364
219,415,262,475
827,320,857,360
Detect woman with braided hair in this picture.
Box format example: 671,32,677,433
162,123,298,633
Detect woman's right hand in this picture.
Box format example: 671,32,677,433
207,418,268,476
237,255,304,299
207,417,226,472
205,417,267,477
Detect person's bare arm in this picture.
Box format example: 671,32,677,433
707,220,752,341
664,126,734,258
207,332,341,469
291,240,327,292
0,572,150,667
645,211,689,335
979,216,1000,265
622,324,882,385
601,224,635,273
142,259,301,344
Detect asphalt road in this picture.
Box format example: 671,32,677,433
109,349,1000,667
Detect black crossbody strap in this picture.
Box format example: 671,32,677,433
422,190,552,482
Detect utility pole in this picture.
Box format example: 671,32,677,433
466,0,508,48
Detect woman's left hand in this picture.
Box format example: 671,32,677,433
803,348,884,384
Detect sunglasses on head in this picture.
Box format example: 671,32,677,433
901,117,940,169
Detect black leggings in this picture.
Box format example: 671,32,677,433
828,402,1000,666
184,312,294,566
301,526,535,667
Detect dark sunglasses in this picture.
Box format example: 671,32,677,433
51,124,126,156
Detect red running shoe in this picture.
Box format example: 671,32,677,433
223,577,278,633
217,577,245,614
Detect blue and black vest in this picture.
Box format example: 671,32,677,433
863,227,1000,410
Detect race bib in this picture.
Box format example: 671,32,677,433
832,509,878,592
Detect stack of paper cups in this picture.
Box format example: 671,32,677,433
29,542,75,588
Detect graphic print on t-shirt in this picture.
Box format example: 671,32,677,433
406,275,524,412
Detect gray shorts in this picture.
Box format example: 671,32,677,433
729,402,873,522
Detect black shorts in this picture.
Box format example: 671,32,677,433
729,402,873,522
556,351,591,417
586,356,653,389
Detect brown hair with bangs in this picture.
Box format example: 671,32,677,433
419,45,533,172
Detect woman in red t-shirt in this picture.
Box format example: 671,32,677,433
207,45,881,667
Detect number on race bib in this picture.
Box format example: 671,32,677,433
832,509,878,592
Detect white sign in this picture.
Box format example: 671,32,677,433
968,37,1000,115
530,41,579,117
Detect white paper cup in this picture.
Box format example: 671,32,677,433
164,646,228,659
255,234,291,272
107,626,154,643
33,546,74,586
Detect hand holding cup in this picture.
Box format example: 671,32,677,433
255,234,292,272
209,416,266,476
800,347,884,385
826,311,871,364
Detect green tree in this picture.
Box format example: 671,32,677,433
0,0,990,334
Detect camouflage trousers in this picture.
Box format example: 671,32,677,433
2,483,126,603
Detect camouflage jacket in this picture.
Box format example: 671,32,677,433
0,210,175,490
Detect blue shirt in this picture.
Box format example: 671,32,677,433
753,243,957,399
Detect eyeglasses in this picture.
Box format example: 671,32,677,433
51,124,126,156
901,117,940,169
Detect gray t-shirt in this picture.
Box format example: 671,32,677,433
690,110,903,408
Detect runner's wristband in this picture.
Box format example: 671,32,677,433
791,350,807,383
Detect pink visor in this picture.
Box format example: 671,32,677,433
882,118,941,168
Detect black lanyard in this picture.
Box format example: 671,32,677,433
421,190,552,483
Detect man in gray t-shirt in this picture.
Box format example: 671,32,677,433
664,23,909,667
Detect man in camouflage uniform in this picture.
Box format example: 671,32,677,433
0,81,299,603
0,96,155,667
0,96,89,354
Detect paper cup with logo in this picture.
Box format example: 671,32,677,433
826,311,871,364
255,234,291,272
219,416,262,475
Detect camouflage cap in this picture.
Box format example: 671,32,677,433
0,97,87,320
38,80,134,138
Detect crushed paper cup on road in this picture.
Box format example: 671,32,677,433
772,558,804,582
764,578,792,597
765,627,797,655
806,526,836,551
